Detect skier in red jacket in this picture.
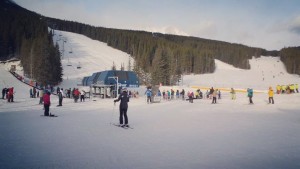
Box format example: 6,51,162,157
43,91,51,116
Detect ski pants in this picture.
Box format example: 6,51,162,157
212,97,217,104
39,97,43,104
44,105,50,116
269,97,274,104
147,96,151,103
59,98,63,106
249,96,253,104
80,95,85,102
119,108,128,124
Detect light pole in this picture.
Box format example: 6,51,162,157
108,76,119,98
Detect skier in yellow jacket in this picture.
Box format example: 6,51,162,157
268,87,274,104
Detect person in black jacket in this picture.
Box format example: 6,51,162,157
114,88,130,126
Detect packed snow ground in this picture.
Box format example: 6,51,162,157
1,30,300,169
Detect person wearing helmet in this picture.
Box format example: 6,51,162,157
114,88,130,127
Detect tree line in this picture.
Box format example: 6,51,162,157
1,0,299,87
0,0,62,85
280,47,300,75
47,17,281,85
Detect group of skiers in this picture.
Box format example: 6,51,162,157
143,85,285,105
276,84,299,94
2,87,14,102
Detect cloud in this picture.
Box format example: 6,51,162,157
289,16,300,34
142,26,189,36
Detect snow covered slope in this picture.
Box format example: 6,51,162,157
183,56,300,90
52,30,133,88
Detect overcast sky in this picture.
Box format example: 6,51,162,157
14,0,300,50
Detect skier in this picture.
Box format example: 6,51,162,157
247,88,254,104
114,88,130,127
57,89,63,106
73,88,80,102
230,88,236,100
180,89,185,100
212,89,217,104
188,91,194,103
8,87,14,102
30,88,33,98
80,90,85,102
43,91,51,116
176,90,179,99
157,90,161,97
268,87,274,104
2,87,6,99
145,88,152,104
39,88,44,104
209,87,214,99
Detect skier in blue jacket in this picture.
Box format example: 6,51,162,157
145,88,152,104
247,88,254,104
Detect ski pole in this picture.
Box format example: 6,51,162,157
110,102,116,125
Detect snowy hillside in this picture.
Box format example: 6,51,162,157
52,29,133,88
1,30,300,169
183,56,300,90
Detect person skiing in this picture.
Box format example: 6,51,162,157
188,91,194,103
209,87,214,99
73,88,80,102
212,89,218,104
43,91,51,116
39,88,44,104
2,87,7,99
230,88,236,100
180,89,185,100
247,88,254,104
114,88,130,127
145,88,152,104
8,87,14,102
268,87,274,104
30,88,33,98
57,89,63,106
80,90,85,102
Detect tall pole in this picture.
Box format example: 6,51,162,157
108,76,119,98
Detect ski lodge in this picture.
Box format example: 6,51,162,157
82,70,139,98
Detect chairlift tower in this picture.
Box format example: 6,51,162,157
108,76,118,98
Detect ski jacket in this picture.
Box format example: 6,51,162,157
114,91,130,109
39,90,44,98
145,89,152,97
43,93,50,105
74,89,80,96
247,89,253,97
268,89,274,97
9,88,14,96
58,92,63,99
212,90,218,97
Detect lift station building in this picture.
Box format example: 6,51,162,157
82,70,139,98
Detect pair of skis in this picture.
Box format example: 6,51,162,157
112,123,133,129
41,113,58,117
